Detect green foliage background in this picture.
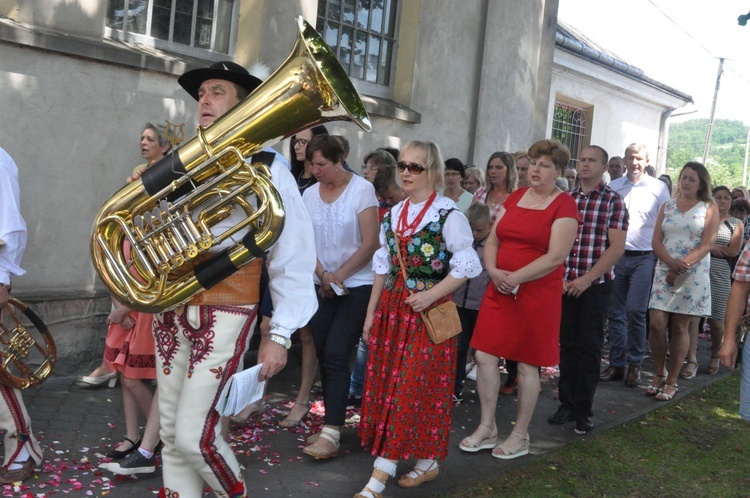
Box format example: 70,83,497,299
667,119,750,188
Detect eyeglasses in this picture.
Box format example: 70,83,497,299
292,138,309,147
362,164,379,172
397,161,426,175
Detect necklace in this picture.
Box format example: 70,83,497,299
525,188,556,209
397,192,437,237
297,171,314,190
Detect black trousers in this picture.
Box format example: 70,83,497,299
558,280,613,417
308,284,371,426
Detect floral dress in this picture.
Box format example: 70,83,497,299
649,199,711,316
359,196,479,460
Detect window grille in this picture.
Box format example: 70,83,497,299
316,0,399,87
551,102,587,168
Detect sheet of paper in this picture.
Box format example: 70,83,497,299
216,363,266,417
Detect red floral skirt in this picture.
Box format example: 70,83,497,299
359,275,456,460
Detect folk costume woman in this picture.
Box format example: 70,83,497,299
356,141,480,498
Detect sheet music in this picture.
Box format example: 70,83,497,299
216,363,266,417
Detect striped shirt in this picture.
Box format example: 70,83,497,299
564,182,629,284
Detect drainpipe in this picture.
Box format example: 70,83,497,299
657,108,675,176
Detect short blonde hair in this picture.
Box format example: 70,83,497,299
399,140,445,192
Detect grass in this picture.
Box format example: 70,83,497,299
450,372,750,498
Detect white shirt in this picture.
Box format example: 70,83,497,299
609,173,670,251
199,149,318,339
303,174,378,288
373,195,482,279
0,147,27,286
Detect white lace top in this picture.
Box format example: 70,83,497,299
303,174,379,288
373,195,482,280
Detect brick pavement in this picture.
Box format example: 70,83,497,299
10,335,730,497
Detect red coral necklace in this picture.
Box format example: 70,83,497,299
397,192,437,237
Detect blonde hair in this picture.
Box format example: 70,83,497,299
399,140,445,192
464,166,485,187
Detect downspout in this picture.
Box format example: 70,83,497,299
656,108,674,176
467,0,490,165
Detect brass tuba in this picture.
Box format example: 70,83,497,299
91,16,371,313
0,297,56,390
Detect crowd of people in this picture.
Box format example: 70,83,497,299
3,59,750,498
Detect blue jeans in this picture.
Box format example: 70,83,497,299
607,254,656,368
741,353,750,421
308,285,371,426
349,337,369,398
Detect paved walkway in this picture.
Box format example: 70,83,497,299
12,334,729,497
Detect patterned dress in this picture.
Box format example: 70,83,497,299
360,199,479,460
649,199,711,316
709,217,740,320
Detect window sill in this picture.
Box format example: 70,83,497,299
360,95,421,124
0,18,422,124
0,17,204,77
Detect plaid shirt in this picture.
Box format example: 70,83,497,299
734,242,750,308
564,182,629,284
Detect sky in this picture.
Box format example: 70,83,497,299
557,0,750,126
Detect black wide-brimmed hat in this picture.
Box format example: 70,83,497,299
178,61,262,101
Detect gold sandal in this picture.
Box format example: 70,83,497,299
645,373,668,397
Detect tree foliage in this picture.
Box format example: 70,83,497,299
667,119,750,188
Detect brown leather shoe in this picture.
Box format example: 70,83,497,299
0,459,35,484
599,365,624,382
625,364,641,388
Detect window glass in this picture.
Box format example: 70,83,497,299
316,0,399,89
106,0,232,57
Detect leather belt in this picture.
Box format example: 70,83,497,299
187,258,262,306
624,250,653,257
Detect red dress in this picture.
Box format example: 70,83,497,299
359,208,456,460
471,188,579,367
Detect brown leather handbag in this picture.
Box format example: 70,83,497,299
393,231,462,344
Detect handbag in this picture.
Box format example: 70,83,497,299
393,230,462,344
735,314,750,368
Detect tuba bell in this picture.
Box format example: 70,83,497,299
91,16,371,313
0,297,56,390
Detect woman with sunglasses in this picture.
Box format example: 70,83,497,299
355,141,480,497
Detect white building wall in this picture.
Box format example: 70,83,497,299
550,50,688,170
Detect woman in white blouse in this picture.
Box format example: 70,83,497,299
301,135,380,460
355,141,480,498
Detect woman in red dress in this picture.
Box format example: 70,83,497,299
356,141,480,498
460,139,579,459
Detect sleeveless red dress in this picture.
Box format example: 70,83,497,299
471,188,579,367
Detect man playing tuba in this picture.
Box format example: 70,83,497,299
151,62,317,498
0,146,44,484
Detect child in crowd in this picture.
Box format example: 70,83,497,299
452,202,492,403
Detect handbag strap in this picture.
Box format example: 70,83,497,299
392,229,415,297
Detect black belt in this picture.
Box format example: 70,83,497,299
624,250,653,257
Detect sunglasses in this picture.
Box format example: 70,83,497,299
292,138,309,147
397,161,426,175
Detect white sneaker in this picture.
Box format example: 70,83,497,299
466,364,477,381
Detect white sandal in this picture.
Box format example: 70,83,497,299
459,424,498,452
492,431,530,460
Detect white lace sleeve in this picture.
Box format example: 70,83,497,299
445,209,481,279
372,218,391,275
